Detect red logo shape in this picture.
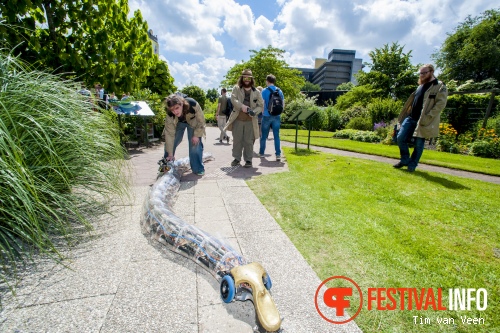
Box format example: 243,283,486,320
315,276,363,324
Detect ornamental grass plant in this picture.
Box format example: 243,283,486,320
0,52,129,285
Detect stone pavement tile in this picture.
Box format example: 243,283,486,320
193,180,219,196
226,203,281,235
11,229,134,308
216,178,247,189
194,206,230,224
1,196,143,308
237,230,362,333
197,302,256,333
0,261,63,308
195,195,225,209
0,294,114,332
100,257,198,333
195,265,222,307
220,186,263,205
179,180,197,193
194,218,237,241
174,192,195,215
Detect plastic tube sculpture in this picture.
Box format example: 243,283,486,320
141,154,282,332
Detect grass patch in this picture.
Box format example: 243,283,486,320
281,129,500,176
248,147,500,333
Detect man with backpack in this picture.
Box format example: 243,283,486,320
216,88,231,143
259,74,285,162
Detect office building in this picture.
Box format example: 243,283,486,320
148,29,160,56
294,49,363,90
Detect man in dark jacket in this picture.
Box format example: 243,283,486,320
394,64,448,172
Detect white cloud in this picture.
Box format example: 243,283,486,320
275,0,498,67
130,0,498,90
169,57,237,90
129,0,224,57
221,4,275,48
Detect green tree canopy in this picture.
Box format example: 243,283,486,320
300,81,321,92
181,85,206,109
221,45,305,100
144,58,177,98
356,42,419,100
336,82,355,91
206,88,218,103
0,0,156,94
433,8,500,85
334,85,379,111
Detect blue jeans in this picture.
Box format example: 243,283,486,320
164,122,204,174
397,116,425,170
259,115,281,156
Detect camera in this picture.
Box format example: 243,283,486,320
247,108,256,117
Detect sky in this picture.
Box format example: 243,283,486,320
128,0,498,91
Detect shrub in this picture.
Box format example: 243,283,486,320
324,106,343,132
368,98,402,124
334,84,378,111
468,140,500,158
345,116,373,131
205,112,216,124
333,129,358,139
333,129,382,142
133,89,165,137
443,94,500,135
0,52,129,282
436,123,459,153
474,112,500,135
340,105,369,127
374,121,390,139
307,108,328,130
283,94,319,119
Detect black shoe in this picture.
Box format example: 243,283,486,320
226,136,230,143
393,162,407,169
231,159,240,167
244,161,252,168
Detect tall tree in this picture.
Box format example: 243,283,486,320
356,42,419,100
301,81,321,92
0,0,155,94
221,45,305,100
205,88,218,103
144,58,177,97
181,85,206,109
433,9,500,84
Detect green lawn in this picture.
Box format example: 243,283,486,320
248,147,500,333
281,129,500,176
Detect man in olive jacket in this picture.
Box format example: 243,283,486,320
164,93,206,175
224,69,264,168
394,64,448,172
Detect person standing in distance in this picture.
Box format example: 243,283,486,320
260,74,285,162
164,94,206,176
216,88,230,143
394,64,447,172
224,69,263,168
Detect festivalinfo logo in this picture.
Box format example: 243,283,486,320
315,276,488,326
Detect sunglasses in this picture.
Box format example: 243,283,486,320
419,71,430,75
242,77,252,81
